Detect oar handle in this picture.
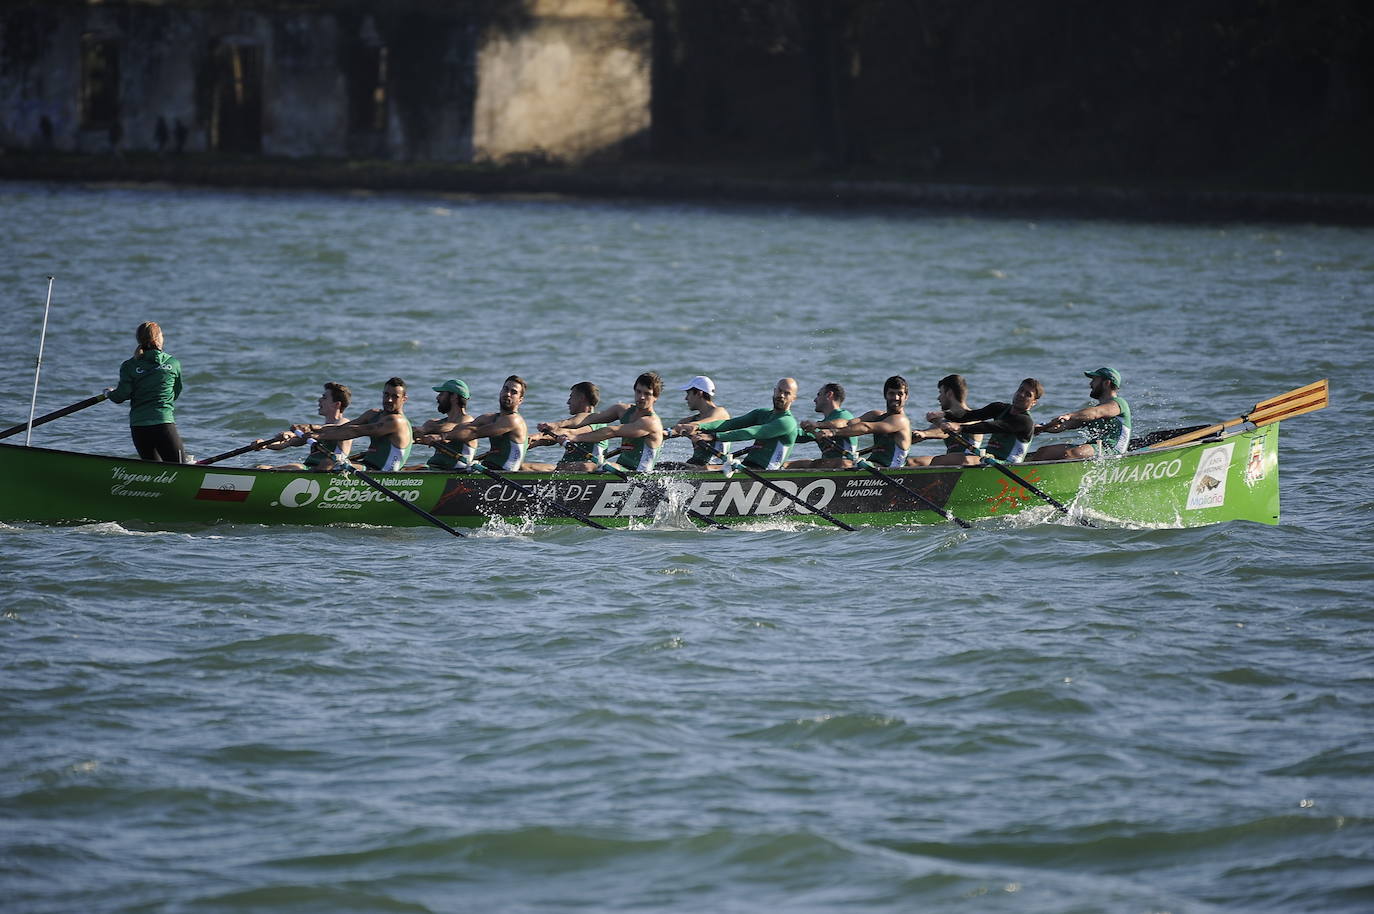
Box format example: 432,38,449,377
0,392,107,441
196,435,281,466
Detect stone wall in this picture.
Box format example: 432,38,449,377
0,0,650,163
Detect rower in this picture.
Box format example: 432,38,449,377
927,378,1043,466
421,375,529,471
1028,367,1132,461
295,376,413,472
811,376,912,469
523,381,607,472
657,375,731,470
685,377,800,470
406,379,476,470
787,381,858,469
907,373,984,466
554,372,666,472
256,381,352,471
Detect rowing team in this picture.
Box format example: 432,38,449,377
250,367,1131,475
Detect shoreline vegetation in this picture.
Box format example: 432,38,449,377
4,151,1374,224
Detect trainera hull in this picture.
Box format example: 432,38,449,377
0,425,1279,530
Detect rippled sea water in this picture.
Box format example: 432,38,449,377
1,181,1372,913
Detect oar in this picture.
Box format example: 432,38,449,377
0,392,107,441
195,436,282,466
946,430,1093,527
332,454,466,538
1146,379,1328,451
430,441,609,530
711,444,856,531
594,460,730,530
856,463,972,529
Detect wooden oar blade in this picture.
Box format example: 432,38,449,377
1247,379,1328,426
1148,380,1328,450
1250,378,1327,415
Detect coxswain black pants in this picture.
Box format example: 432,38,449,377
131,423,186,463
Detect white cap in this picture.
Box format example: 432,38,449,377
679,375,715,395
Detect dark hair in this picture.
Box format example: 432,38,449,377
324,382,351,409
634,371,663,397
884,375,909,393
571,381,599,408
1020,377,1045,399
504,375,527,396
385,377,406,391
938,373,967,401
819,382,845,403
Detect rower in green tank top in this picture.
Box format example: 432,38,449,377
1029,367,1133,461
810,376,912,469
659,375,733,470
689,378,800,470
407,378,477,470
419,375,529,472
524,381,609,472
554,372,666,473
296,376,413,472
788,382,858,468
256,381,353,471
928,378,1043,466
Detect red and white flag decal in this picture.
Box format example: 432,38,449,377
196,473,256,502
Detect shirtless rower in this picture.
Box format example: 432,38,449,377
787,382,858,469
656,375,731,470
928,378,1043,466
420,375,529,472
1028,367,1132,461
255,381,353,471
554,372,666,473
811,376,912,469
295,376,413,472
406,379,476,470
523,381,607,472
684,377,800,470
907,373,984,467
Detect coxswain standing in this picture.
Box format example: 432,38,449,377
105,320,186,463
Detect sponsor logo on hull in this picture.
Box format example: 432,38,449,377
435,472,961,520
272,473,423,510
1187,443,1234,511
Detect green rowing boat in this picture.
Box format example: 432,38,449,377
0,425,1280,529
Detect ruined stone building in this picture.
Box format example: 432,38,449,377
0,0,651,163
